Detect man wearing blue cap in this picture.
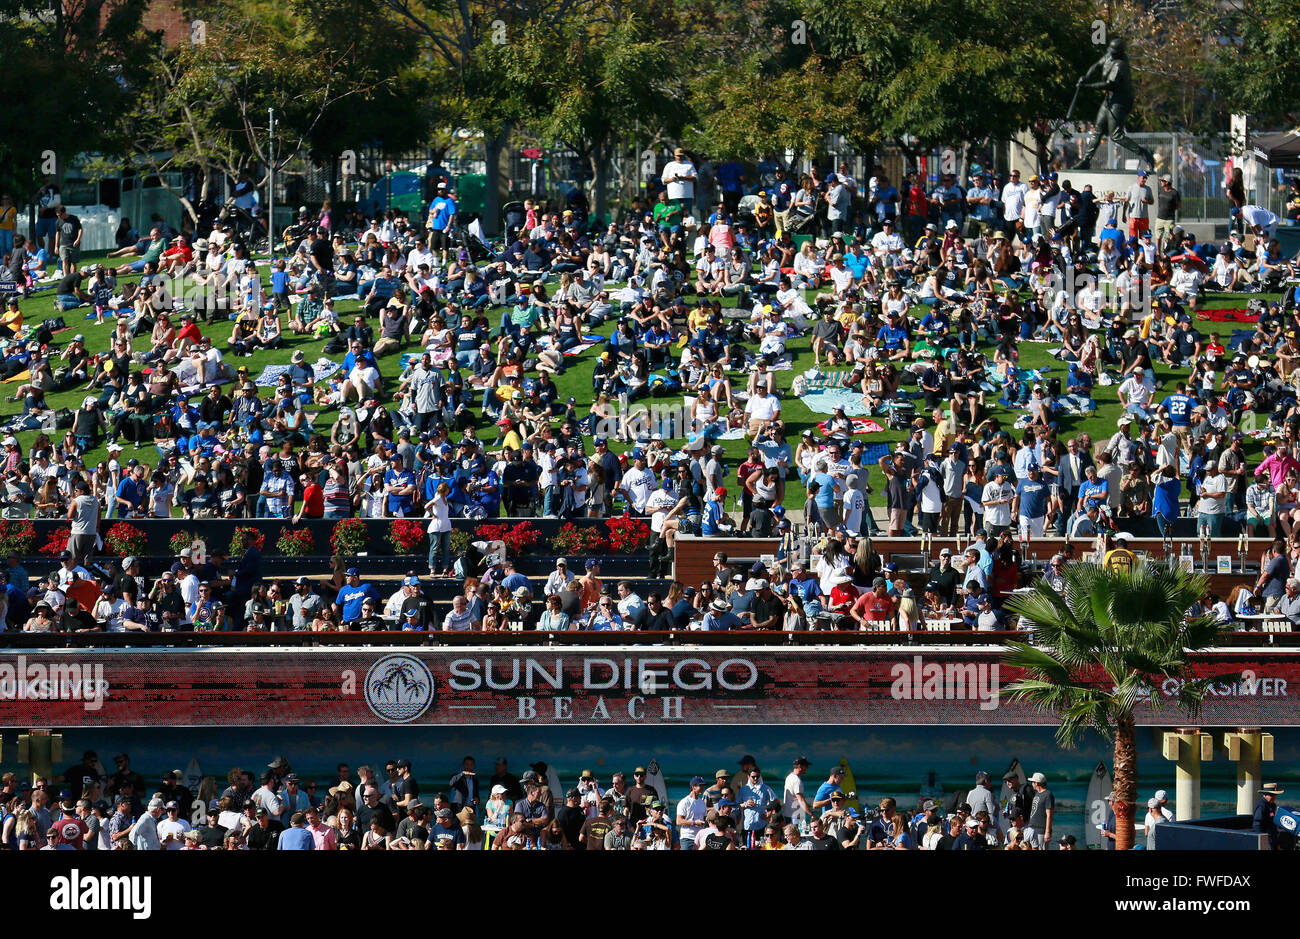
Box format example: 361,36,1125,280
618,448,654,517
383,454,416,518
333,568,381,629
1014,463,1049,540
676,776,709,850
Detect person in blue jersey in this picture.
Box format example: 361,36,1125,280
1014,462,1050,540
333,568,382,629
1156,380,1197,445
383,454,416,518
1075,463,1109,516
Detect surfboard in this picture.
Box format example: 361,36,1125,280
546,765,563,800
1002,757,1029,788
184,757,203,797
838,758,861,812
646,759,669,806
1085,761,1112,850
919,769,944,804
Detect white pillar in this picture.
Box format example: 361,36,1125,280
1161,728,1212,820
1223,728,1274,816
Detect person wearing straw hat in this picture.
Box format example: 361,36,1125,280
1254,782,1285,848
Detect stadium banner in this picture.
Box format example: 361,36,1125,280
0,649,1293,728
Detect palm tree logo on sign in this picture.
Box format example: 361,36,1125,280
364,655,435,723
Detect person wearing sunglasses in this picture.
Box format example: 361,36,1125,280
1043,554,1067,592
586,597,624,631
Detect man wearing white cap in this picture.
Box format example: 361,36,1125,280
1143,792,1173,849
1026,772,1054,849
1117,367,1152,420
1195,459,1228,537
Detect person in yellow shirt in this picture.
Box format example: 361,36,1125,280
0,297,22,339
1103,530,1138,573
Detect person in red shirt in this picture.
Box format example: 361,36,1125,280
175,313,204,349
735,447,766,534
849,578,896,630
826,572,859,629
161,235,193,274
294,473,324,523
905,175,930,244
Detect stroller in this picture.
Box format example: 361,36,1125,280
884,396,916,430
784,207,818,235
454,219,494,262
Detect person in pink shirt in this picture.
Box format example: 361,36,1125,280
304,806,337,850
1255,445,1300,490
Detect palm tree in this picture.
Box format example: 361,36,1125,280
1002,560,1234,850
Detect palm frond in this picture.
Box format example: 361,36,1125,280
1000,559,1232,748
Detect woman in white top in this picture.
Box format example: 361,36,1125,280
815,537,850,599
147,474,175,517
896,590,922,630
794,432,821,484
771,278,812,326
792,242,822,289
1097,237,1120,278
881,282,910,318
691,386,718,431
425,482,453,576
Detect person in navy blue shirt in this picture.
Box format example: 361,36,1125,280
668,587,697,628
1014,463,1050,539
383,455,416,517
693,316,731,365
113,464,148,518
333,569,382,626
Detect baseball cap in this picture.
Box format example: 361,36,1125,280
345,567,360,576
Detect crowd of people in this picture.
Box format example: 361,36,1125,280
11,749,1282,851
0,150,1299,636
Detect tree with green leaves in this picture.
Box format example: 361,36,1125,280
112,0,405,224
379,0,601,232
1214,0,1300,127
1002,560,1233,850
793,0,1097,166
484,14,688,222
0,0,156,214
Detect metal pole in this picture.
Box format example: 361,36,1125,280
267,107,275,259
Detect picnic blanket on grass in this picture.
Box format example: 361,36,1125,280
1227,328,1259,351
816,417,885,435
801,386,872,416
254,359,342,387
1199,308,1256,324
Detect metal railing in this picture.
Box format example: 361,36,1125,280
1,630,1291,649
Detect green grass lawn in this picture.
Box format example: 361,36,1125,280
5,251,1278,519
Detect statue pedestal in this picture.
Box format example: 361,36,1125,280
1063,168,1143,203
1062,168,1144,246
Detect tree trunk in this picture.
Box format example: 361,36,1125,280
591,141,609,227
1112,712,1138,851
482,125,509,237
